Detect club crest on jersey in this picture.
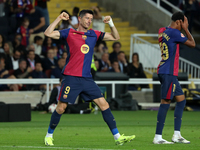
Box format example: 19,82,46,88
63,94,68,99
81,44,89,54
82,35,87,40
181,33,185,38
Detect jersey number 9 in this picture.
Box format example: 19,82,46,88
159,42,169,60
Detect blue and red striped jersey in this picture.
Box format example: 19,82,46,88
59,28,105,77
157,27,188,76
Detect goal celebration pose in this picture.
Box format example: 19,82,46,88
44,9,135,146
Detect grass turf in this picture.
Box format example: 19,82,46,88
0,110,199,150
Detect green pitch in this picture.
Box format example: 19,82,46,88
0,110,199,150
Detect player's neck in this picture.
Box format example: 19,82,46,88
77,26,88,32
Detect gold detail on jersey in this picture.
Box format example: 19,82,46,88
159,62,165,65
81,44,89,54
82,35,87,40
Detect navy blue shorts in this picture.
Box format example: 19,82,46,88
158,74,184,100
58,75,103,104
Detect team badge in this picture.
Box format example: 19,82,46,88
81,44,89,54
73,33,76,34
63,94,68,99
82,35,87,40
181,33,185,38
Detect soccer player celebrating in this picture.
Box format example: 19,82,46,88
44,10,135,146
153,12,195,144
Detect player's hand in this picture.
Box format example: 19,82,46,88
181,16,189,31
59,12,69,21
103,16,111,23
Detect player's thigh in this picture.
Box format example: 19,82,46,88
81,77,104,102
58,75,82,104
174,79,185,102
159,74,176,100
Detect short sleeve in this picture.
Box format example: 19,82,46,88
94,30,105,41
172,30,188,43
59,28,70,41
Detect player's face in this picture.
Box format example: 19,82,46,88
79,13,93,29
176,20,182,31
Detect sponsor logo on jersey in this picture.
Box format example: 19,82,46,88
81,44,89,54
63,94,68,99
181,33,185,38
82,35,87,40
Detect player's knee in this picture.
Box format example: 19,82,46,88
56,105,66,114
99,101,109,111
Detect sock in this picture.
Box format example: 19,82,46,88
174,131,181,137
155,104,170,135
46,110,62,136
154,134,162,140
101,108,120,138
174,100,186,131
46,132,53,138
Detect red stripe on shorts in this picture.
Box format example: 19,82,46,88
166,82,173,99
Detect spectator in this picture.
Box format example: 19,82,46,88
13,58,32,78
27,8,45,44
27,50,35,70
12,34,26,56
70,6,79,29
94,41,107,59
128,53,149,90
33,35,43,56
3,42,13,69
42,48,57,71
30,62,47,90
34,0,50,28
27,44,42,62
6,49,21,70
98,52,111,72
108,60,120,73
11,0,33,28
0,34,5,53
51,58,65,78
62,50,67,60
117,51,128,74
16,17,30,47
92,6,105,32
109,41,121,62
0,56,19,91
184,0,200,32
42,36,53,57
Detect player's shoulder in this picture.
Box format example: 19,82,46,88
158,27,166,34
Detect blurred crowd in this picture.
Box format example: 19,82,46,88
0,1,148,92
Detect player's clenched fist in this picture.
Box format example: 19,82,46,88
103,16,114,27
59,12,69,20
103,16,111,23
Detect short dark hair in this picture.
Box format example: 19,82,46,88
73,7,80,15
18,58,26,64
27,50,35,54
117,51,125,55
171,12,184,22
79,9,93,18
112,42,121,48
34,36,43,43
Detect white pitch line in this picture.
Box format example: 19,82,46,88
0,146,123,150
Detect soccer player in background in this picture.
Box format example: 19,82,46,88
44,9,135,146
153,12,195,144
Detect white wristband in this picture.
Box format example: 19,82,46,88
108,18,114,27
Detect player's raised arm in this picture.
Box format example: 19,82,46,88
44,12,69,39
102,16,120,41
181,16,196,48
